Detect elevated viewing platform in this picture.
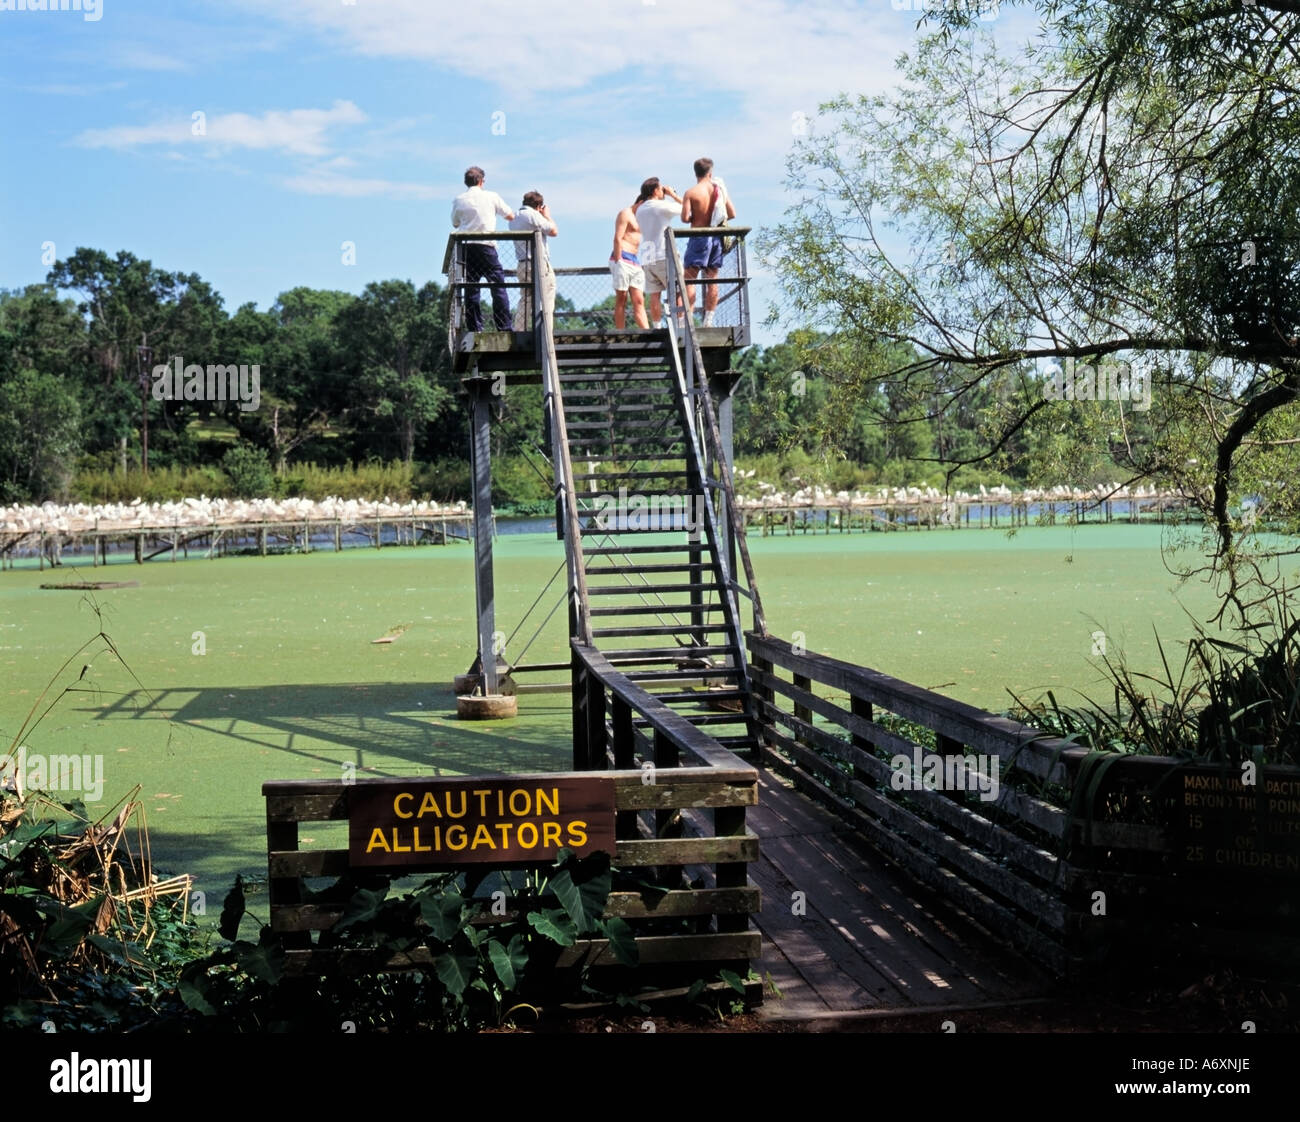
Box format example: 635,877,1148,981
441,227,752,380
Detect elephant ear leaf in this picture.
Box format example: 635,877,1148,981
488,938,522,991
526,908,576,946
601,916,638,968
434,950,477,998
549,852,611,934
335,885,389,930
419,891,468,943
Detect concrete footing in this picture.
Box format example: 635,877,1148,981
456,693,518,720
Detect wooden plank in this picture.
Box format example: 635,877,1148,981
758,771,1044,999
554,932,760,968
747,633,1080,783
615,832,758,866
768,726,1068,930
768,751,1073,975
759,831,988,1006
760,700,1064,884
271,887,759,932
604,886,759,918
759,665,1071,826
269,848,349,877
754,669,1068,838
285,932,759,975
265,791,350,823
615,778,757,810
748,857,901,1009
262,765,758,800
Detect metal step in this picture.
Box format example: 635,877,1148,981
578,525,709,537
624,668,742,684
591,623,733,637
588,602,725,617
567,439,687,452
600,645,736,660
584,543,707,554
586,581,720,596
572,471,691,482
629,715,745,732
562,404,667,415
574,489,697,503
561,387,676,400
586,561,716,574
559,370,671,383
647,688,748,704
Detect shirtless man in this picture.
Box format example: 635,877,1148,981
680,157,735,327
610,197,649,330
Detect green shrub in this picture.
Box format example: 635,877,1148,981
221,445,275,499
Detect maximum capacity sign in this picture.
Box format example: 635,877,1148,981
348,776,616,869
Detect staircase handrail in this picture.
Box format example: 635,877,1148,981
664,229,769,637
535,229,593,645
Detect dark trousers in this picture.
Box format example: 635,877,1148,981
463,243,511,331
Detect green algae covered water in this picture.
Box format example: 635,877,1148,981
0,522,1266,893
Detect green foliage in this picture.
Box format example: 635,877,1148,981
1011,590,1300,767
761,7,1300,613
0,796,212,1031
178,848,642,1032
221,444,275,498
0,369,82,502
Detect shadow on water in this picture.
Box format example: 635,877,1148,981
76,681,575,889
82,682,573,777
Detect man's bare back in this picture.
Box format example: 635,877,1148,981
681,181,717,229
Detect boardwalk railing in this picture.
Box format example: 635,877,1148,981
747,632,1300,975
263,642,761,982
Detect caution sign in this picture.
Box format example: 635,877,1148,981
347,776,616,869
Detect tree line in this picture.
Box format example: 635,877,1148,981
0,248,1095,507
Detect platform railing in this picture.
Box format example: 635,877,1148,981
442,227,752,353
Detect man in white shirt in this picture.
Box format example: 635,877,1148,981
508,191,558,332
450,166,515,332
633,177,684,327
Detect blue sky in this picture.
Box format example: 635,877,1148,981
0,0,1028,345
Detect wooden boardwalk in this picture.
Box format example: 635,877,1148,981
749,769,1052,1023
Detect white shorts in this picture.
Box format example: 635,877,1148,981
642,259,668,295
610,257,645,293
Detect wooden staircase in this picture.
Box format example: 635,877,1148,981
554,330,761,760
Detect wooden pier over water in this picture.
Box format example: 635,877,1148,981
252,227,1298,1025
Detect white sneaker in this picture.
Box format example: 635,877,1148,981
702,311,715,327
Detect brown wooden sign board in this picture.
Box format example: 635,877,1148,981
347,776,616,869
1173,766,1300,877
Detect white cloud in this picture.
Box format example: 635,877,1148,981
73,100,368,156
282,168,437,200
244,0,906,107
